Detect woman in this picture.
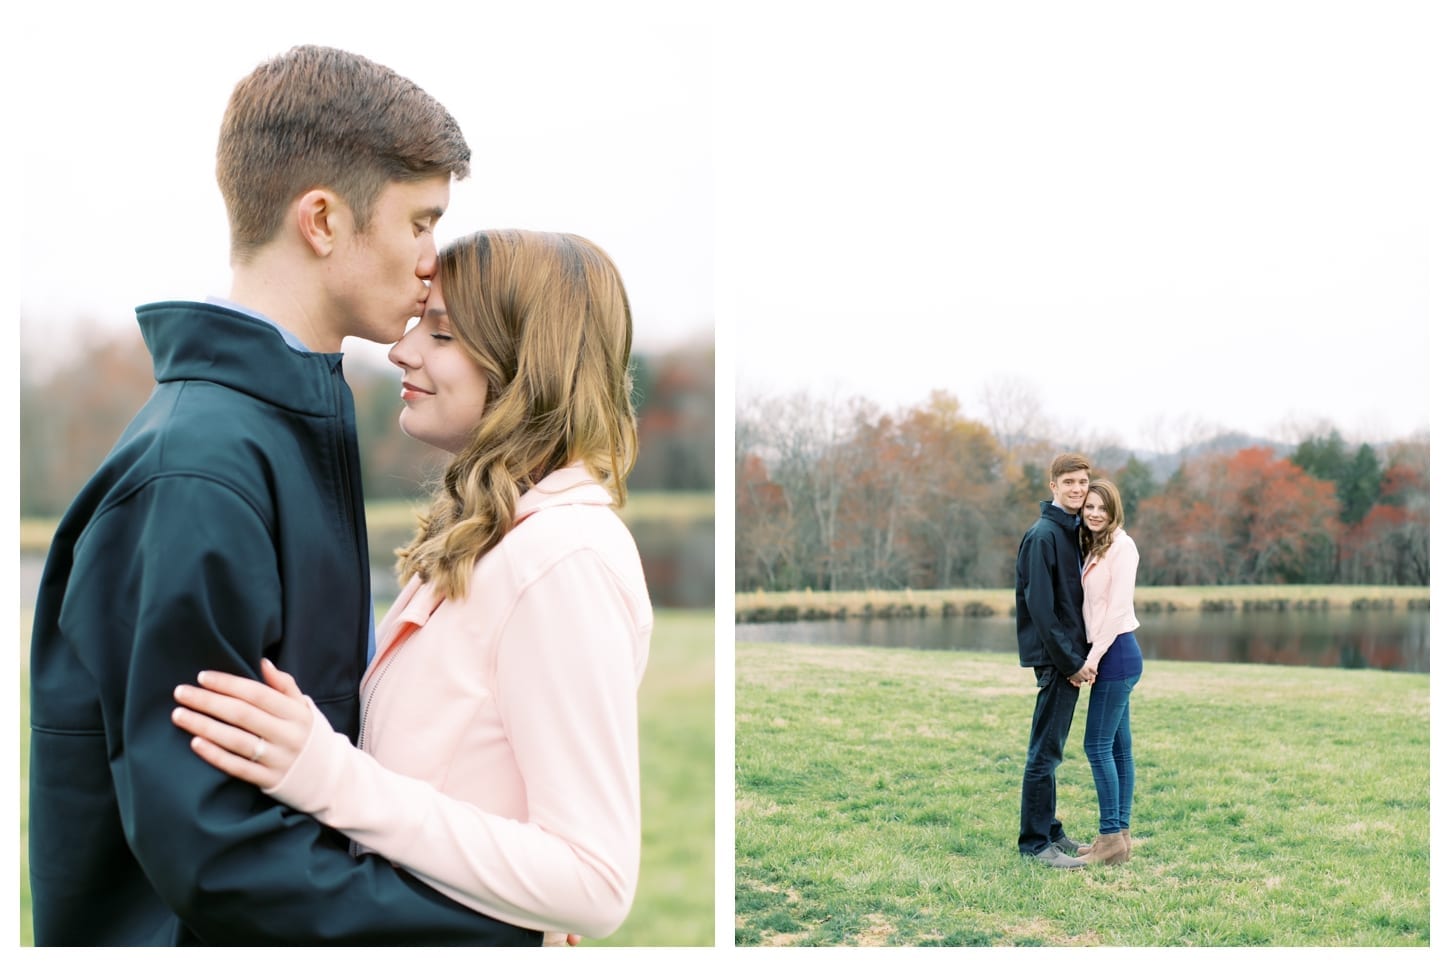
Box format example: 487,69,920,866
171,229,651,942
1075,478,1143,866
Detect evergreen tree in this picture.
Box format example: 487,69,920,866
1290,430,1349,483
1339,443,1382,525
1115,455,1159,526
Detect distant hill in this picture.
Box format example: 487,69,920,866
1135,432,1292,482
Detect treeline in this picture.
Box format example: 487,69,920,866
20,327,713,517
736,389,1429,592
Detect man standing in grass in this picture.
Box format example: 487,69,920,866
1014,453,1095,869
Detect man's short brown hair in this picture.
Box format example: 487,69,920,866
217,45,470,258
1049,452,1092,482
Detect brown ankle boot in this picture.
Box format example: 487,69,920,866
1081,831,1129,865
1122,828,1131,860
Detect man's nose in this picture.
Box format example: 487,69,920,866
417,238,439,279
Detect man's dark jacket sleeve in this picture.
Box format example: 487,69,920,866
1015,522,1088,677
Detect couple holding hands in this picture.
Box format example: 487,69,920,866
1016,454,1145,870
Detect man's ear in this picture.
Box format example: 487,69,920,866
295,188,345,257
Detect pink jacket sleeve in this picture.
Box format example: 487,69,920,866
264,549,646,938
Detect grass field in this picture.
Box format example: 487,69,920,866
18,608,713,947
736,641,1429,947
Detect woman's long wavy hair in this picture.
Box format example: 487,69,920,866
396,229,638,599
1080,478,1126,564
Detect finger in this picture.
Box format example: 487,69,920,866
173,684,295,743
567,935,580,946
183,731,276,787
195,669,302,720
172,705,270,765
261,658,305,701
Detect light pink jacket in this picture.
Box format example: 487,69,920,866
1081,528,1140,661
264,465,652,938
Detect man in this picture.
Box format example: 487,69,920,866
1014,453,1095,869
28,46,538,944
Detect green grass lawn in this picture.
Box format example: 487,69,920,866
736,641,1429,947
605,609,714,946
18,608,713,947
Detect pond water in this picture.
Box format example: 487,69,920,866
735,607,1429,673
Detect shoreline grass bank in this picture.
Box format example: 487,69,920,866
735,584,1429,623
736,641,1429,947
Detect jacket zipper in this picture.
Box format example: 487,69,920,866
331,361,373,712
350,643,401,857
356,644,401,755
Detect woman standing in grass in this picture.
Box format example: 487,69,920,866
171,229,651,943
1075,478,1143,865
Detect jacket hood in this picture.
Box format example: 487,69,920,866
138,301,344,417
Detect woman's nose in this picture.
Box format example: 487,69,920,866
388,330,420,370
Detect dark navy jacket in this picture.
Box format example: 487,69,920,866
28,302,539,945
1014,500,1089,677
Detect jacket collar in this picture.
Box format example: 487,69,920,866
137,301,344,417
366,463,615,683
1039,499,1079,531
516,464,616,521
1082,527,1126,574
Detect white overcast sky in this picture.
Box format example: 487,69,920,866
13,0,712,375
8,1,1438,449
719,2,1440,453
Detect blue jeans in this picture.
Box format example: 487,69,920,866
1083,673,1140,834
1019,665,1081,855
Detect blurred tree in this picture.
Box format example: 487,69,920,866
896,391,1009,588
20,327,154,516
1339,443,1383,526
1290,429,1349,482
1341,440,1429,584
735,451,794,590
1138,447,1342,585
834,406,910,588
630,346,714,491
1113,455,1159,526
1291,429,1382,526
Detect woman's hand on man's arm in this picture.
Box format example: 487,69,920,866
171,658,312,790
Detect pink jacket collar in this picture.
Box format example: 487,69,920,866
515,463,615,520
1081,526,1126,576
372,463,616,674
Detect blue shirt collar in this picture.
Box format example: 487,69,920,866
205,297,310,352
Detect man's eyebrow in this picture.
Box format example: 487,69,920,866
415,206,445,223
